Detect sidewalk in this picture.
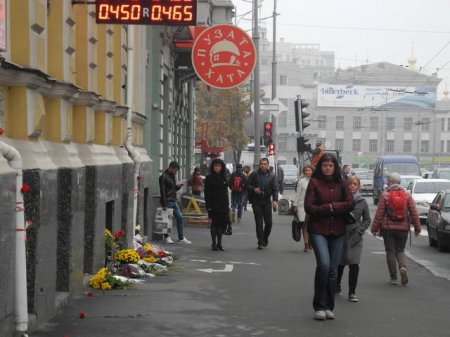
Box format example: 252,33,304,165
32,209,450,337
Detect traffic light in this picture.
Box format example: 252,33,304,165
268,143,276,156
263,122,273,146
300,100,310,132
295,99,311,153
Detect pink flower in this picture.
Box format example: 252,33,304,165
79,312,86,319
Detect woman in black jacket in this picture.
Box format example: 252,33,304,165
204,158,230,251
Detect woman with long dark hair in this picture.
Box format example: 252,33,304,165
304,154,354,320
204,158,230,251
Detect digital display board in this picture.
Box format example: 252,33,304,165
95,0,197,26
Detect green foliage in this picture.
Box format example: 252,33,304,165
195,83,251,161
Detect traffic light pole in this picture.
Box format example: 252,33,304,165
294,98,304,169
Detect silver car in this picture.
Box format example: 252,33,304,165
406,179,450,224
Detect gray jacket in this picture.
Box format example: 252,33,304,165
340,192,371,265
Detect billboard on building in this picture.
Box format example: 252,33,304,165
317,84,437,109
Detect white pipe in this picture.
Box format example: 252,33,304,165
0,141,28,335
125,25,141,235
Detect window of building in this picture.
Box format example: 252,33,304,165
447,118,450,131
369,139,377,152
447,140,450,152
318,115,327,129
421,118,430,131
353,116,362,129
386,117,395,131
421,140,429,153
403,140,412,153
386,140,394,153
370,117,378,130
335,138,344,151
278,111,287,127
280,75,288,85
441,118,446,131
336,116,344,130
441,140,445,152
404,118,413,131
352,139,361,152
278,137,287,150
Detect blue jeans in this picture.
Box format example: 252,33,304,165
231,193,244,219
166,201,184,240
310,233,345,311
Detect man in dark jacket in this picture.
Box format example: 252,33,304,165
246,158,278,249
159,161,192,244
228,164,247,223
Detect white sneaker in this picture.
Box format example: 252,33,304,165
325,310,335,320
177,237,192,244
314,310,326,320
165,236,174,244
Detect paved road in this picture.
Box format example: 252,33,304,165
33,197,450,337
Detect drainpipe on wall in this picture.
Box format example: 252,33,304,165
125,25,141,235
0,141,28,336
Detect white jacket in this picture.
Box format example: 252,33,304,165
293,176,310,221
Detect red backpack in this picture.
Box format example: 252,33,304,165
231,176,243,192
386,189,408,221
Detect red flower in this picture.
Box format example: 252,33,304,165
114,230,125,240
0,128,4,136
21,184,31,193
136,175,142,180
86,292,93,297
79,312,86,319
157,250,167,257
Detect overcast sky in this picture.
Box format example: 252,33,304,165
233,0,450,98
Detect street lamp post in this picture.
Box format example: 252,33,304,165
253,0,261,169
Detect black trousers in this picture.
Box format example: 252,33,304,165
251,198,273,245
337,264,360,295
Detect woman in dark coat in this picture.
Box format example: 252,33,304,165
204,158,230,251
304,153,354,321
336,175,371,303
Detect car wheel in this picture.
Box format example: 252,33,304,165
427,224,437,247
437,232,447,252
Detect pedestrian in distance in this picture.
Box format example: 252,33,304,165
188,167,203,196
310,141,324,167
204,158,230,251
293,164,314,252
342,164,352,181
159,161,192,244
246,158,279,250
370,172,421,285
242,165,252,211
276,164,284,196
229,163,247,223
336,175,371,303
304,153,354,321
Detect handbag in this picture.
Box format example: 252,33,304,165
343,211,356,224
291,216,303,242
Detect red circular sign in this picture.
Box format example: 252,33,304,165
192,24,256,89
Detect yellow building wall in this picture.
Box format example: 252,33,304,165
10,1,31,66
47,0,64,79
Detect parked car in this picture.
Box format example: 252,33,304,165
431,168,450,180
427,190,450,251
372,155,421,205
405,179,450,224
279,164,299,189
399,175,422,189
357,172,374,195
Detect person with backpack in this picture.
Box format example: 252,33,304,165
229,164,246,223
187,167,203,196
371,172,421,285
246,158,279,250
